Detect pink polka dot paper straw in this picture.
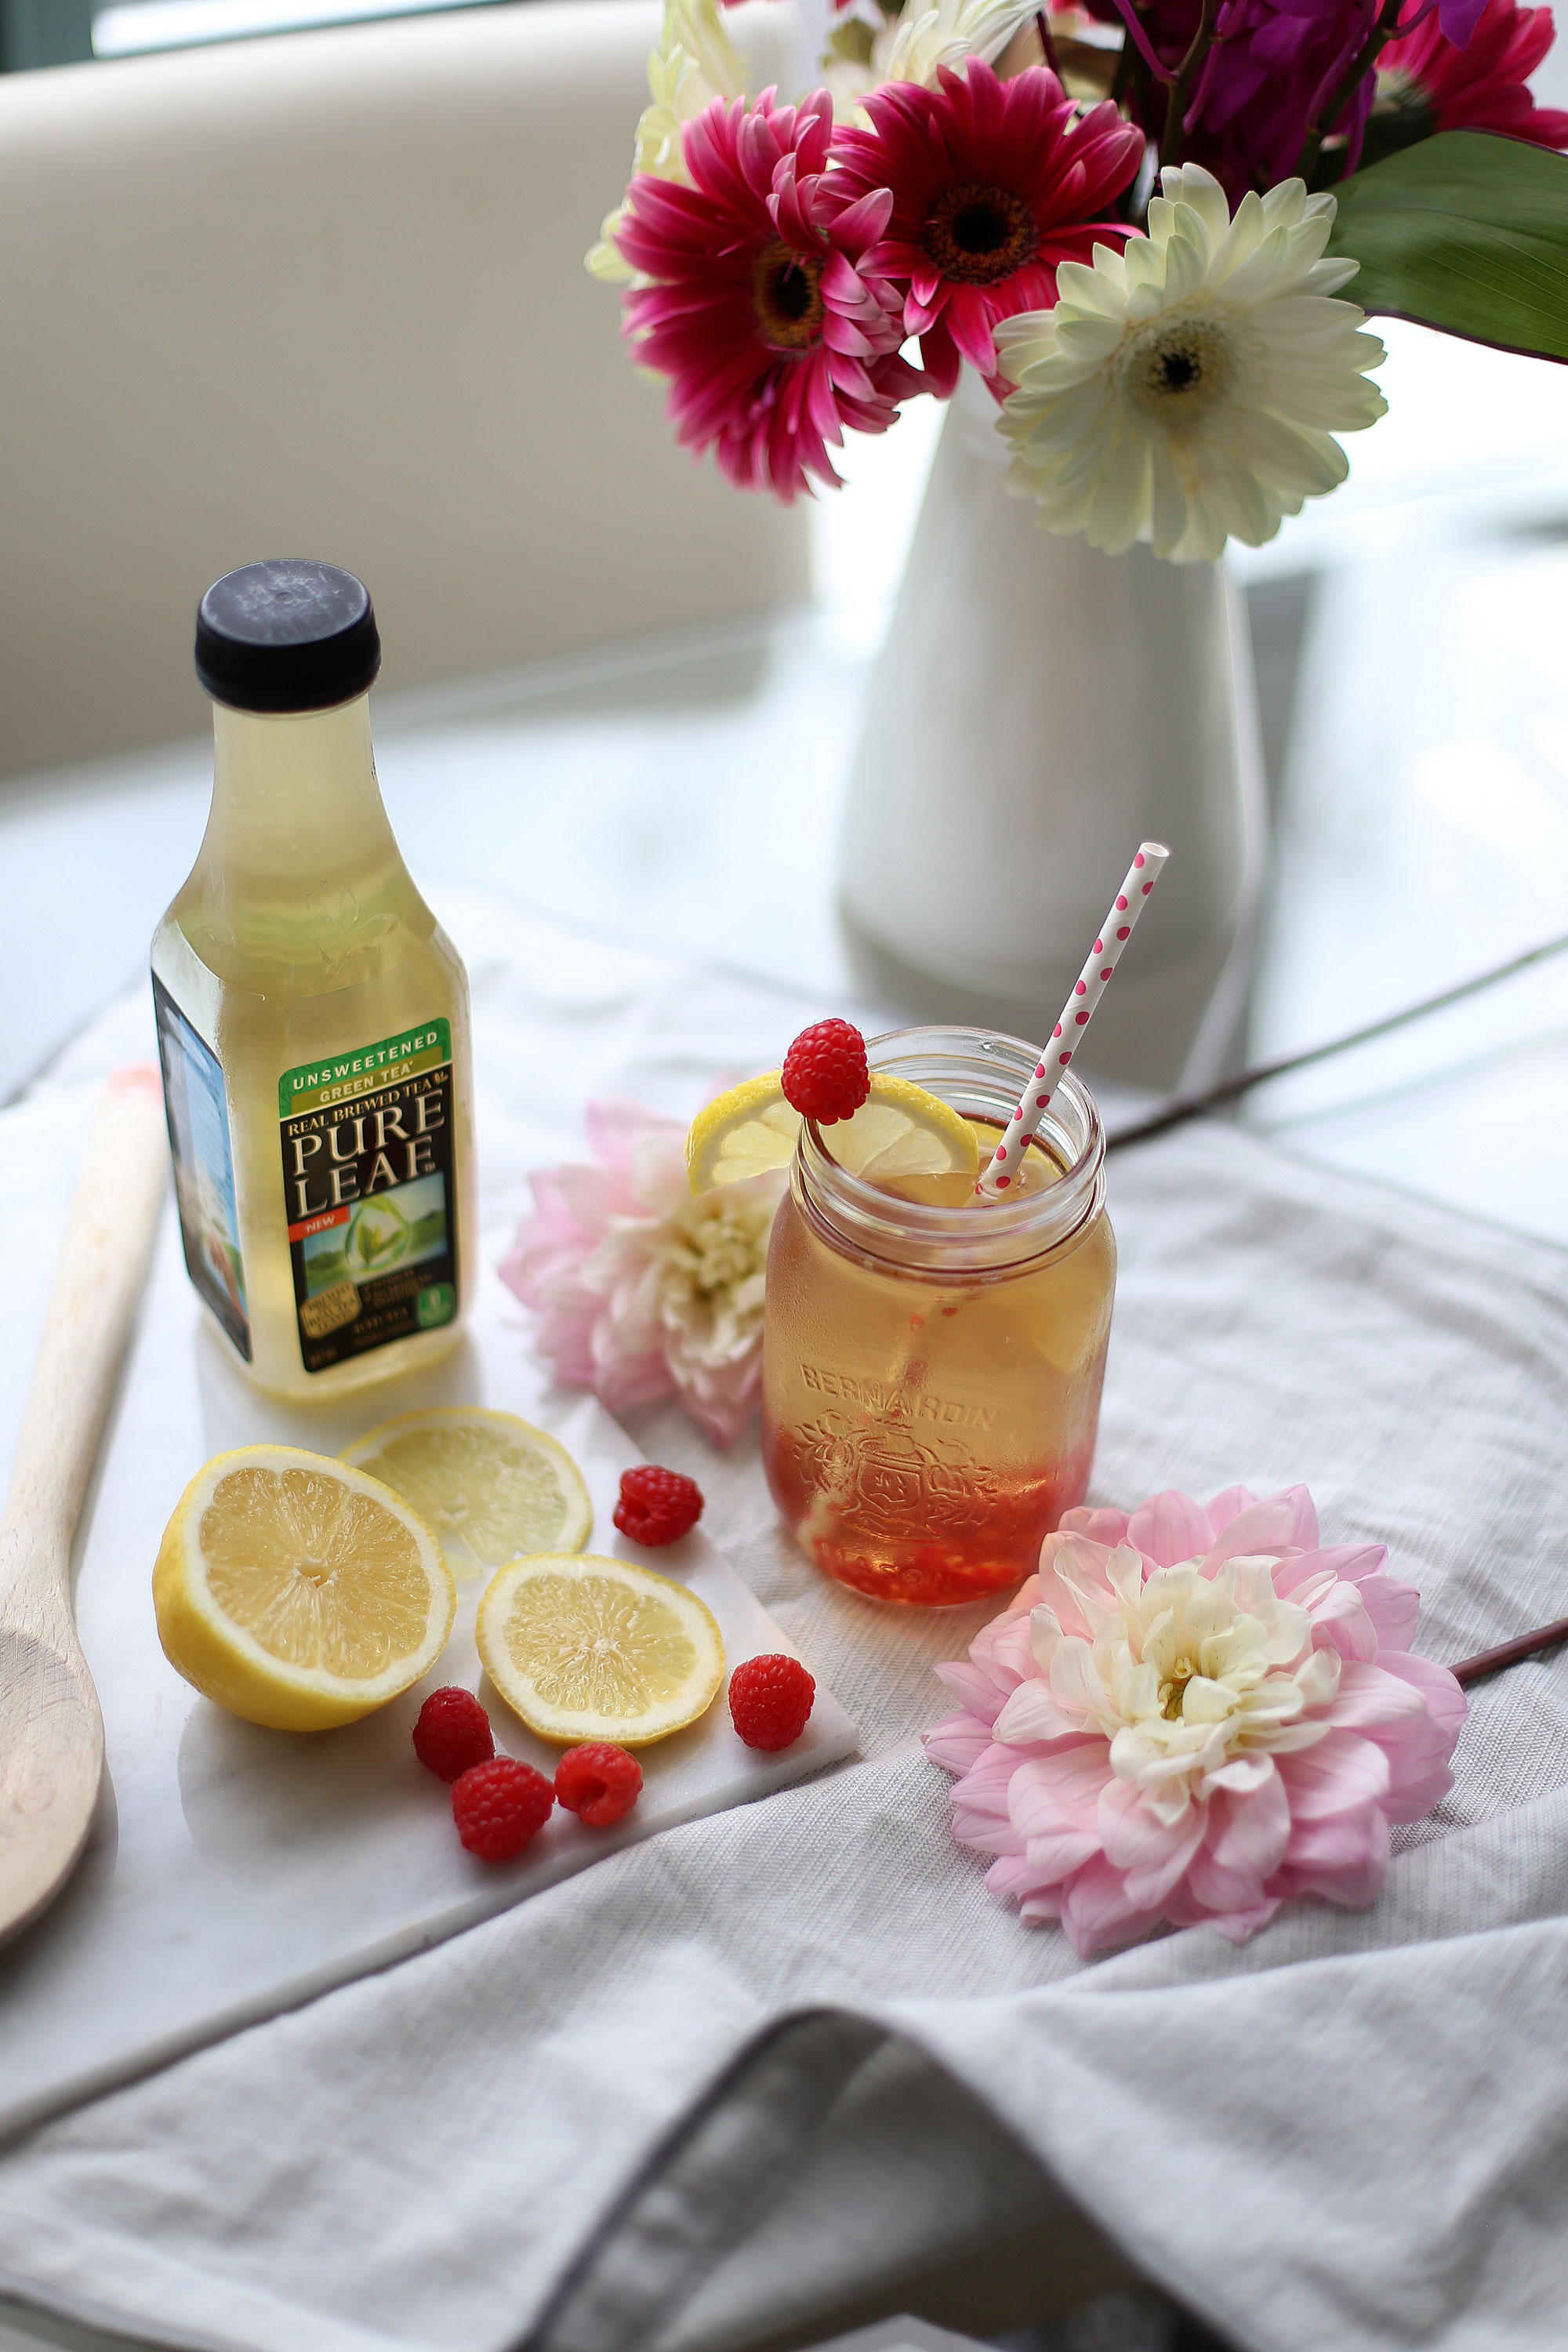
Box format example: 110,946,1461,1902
977,841,1171,1197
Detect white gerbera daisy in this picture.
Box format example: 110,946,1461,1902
994,165,1388,564
586,0,748,284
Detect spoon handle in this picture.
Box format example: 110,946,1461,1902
0,1070,169,1600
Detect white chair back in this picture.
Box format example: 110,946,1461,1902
0,0,808,776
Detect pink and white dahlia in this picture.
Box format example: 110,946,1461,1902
926,1484,1466,1956
499,1100,784,1447
830,61,1142,392
614,90,918,499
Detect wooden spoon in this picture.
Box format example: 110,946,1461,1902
0,1069,169,1945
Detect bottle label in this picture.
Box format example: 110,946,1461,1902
152,974,252,1361
278,1019,459,1373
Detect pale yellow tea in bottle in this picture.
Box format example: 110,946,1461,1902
151,561,477,1400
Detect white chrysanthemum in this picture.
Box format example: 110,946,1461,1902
994,165,1388,564
823,0,1039,117
586,0,748,284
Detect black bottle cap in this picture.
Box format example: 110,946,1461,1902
194,561,382,713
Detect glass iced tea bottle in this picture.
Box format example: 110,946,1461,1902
762,1026,1114,1605
150,560,477,1401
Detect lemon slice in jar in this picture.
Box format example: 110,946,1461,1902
153,1446,455,1731
686,1073,978,1190
340,1407,592,1582
477,1553,724,1746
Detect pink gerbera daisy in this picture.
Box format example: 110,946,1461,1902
1370,0,1568,160
832,61,1143,394
615,90,918,500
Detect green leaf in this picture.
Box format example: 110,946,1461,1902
1327,132,1568,363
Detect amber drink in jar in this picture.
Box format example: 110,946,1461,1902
761,1026,1115,1606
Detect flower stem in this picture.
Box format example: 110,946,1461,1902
1109,20,1137,105
1110,0,1167,79
1112,3,1158,220
1035,7,1063,82
1450,1616,1568,1687
1105,928,1568,1152
1293,0,1403,183
1159,0,1221,169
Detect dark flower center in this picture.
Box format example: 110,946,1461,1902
922,182,1038,286
752,240,826,353
1116,317,1232,421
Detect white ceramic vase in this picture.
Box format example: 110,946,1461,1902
838,376,1267,1094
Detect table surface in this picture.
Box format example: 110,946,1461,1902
0,316,1564,2352
3,318,1566,1254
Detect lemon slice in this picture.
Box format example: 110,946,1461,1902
339,1407,592,1582
685,1072,801,1188
154,1446,455,1731
687,1072,978,1190
477,1553,724,1746
836,1076,984,1183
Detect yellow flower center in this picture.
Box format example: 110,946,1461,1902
678,1203,768,1305
923,183,1038,286
1159,1656,1197,1721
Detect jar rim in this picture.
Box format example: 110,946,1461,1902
797,1024,1105,1276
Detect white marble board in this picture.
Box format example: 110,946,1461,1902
0,1088,857,2142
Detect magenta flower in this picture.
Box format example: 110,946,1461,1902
926,1484,1466,1957
498,1100,784,1448
614,89,919,500
830,61,1142,393
1370,0,1568,156
1433,0,1494,42
1088,0,1382,201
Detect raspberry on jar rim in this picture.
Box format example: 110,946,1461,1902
781,1019,869,1127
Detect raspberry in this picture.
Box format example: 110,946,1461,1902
412,1686,495,1783
451,1757,554,1863
728,1653,816,1751
555,1743,644,1828
614,1465,704,1547
781,1018,870,1125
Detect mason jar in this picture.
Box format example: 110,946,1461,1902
761,1026,1115,1606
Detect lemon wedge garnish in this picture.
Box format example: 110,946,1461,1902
339,1407,592,1582
477,1553,724,1746
153,1446,455,1731
685,1072,801,1187
687,1072,979,1191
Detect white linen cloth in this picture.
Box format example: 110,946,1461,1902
1,889,1564,2352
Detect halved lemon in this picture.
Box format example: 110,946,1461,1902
153,1446,455,1732
477,1553,724,1746
687,1072,979,1190
339,1406,592,1582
